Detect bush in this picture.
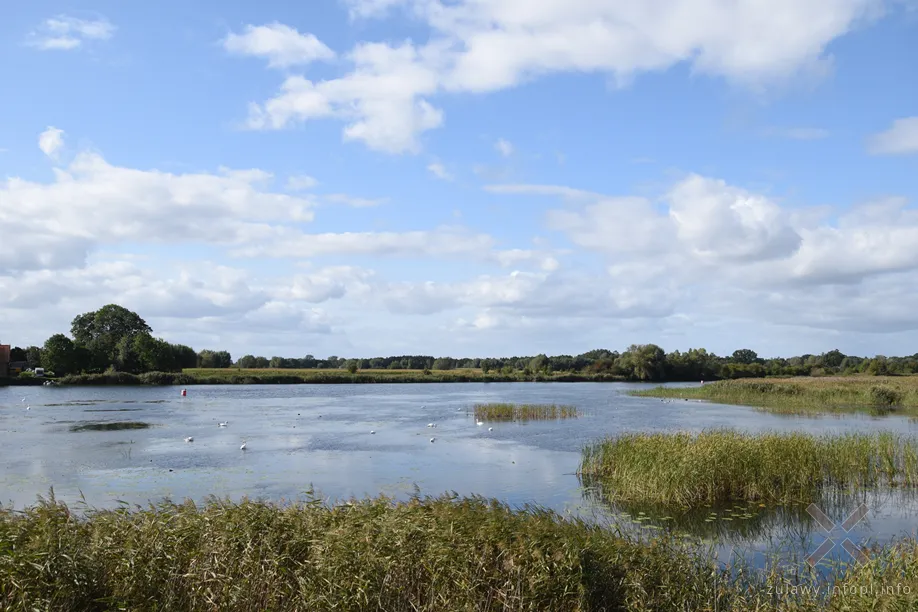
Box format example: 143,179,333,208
869,385,903,406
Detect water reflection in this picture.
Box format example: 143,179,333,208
581,476,918,575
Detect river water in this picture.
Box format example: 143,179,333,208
2,382,917,570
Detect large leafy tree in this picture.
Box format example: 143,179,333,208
71,304,152,369
41,334,78,375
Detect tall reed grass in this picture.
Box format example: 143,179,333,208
2,492,917,610
473,402,579,421
634,377,918,414
579,430,918,506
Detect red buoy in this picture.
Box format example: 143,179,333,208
181,389,187,397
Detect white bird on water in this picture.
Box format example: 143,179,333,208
476,421,483,426
240,440,247,451
430,437,436,443
488,427,493,432
370,430,376,435
185,436,194,443
219,421,228,427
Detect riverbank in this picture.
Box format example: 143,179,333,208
632,376,918,414
2,493,916,611
31,368,628,386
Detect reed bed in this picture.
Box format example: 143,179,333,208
473,402,579,421
0,491,741,612
2,493,917,611
633,377,918,415
579,430,918,506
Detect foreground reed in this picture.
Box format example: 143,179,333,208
579,430,918,506
0,492,735,611
474,402,580,421
633,377,918,414
2,492,917,611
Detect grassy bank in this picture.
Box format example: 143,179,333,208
51,368,626,386
579,430,918,506
633,377,918,414
3,493,918,611
474,402,579,421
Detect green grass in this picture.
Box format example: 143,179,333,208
2,492,918,611
579,430,918,506
473,402,580,421
633,377,918,415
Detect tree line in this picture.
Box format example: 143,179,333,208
8,304,231,377
5,304,918,381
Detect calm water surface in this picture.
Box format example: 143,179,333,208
3,382,917,568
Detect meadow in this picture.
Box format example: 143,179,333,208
473,402,580,421
579,430,918,506
633,376,918,415
3,492,918,611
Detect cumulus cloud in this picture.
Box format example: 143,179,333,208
38,126,65,158
223,23,335,68
28,15,115,50
232,0,882,153
867,117,918,155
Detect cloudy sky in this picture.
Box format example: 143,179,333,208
1,1,917,359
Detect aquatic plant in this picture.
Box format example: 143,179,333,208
579,430,918,506
473,402,579,421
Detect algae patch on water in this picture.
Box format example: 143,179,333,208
69,421,153,432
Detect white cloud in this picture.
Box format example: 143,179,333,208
28,15,115,50
244,41,444,153
38,126,65,159
867,117,918,155
286,174,319,190
495,138,514,157
427,161,453,180
223,23,335,68
1,131,319,274
234,0,883,153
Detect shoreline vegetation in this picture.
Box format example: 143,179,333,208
633,377,918,414
579,430,918,506
7,303,918,389
3,493,918,611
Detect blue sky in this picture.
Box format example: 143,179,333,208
1,0,917,360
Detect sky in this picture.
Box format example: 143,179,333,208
1,0,917,360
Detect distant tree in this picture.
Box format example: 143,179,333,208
269,356,284,369
42,334,77,375
25,346,43,369
170,344,198,370
236,354,257,369
71,305,152,369
822,349,846,369
731,349,759,365
253,356,269,368
481,360,492,374
9,347,27,362
346,360,358,374
621,344,666,381
198,349,233,369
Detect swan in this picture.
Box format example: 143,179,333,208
430,437,436,443
185,436,193,443
219,422,228,427
240,440,247,451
